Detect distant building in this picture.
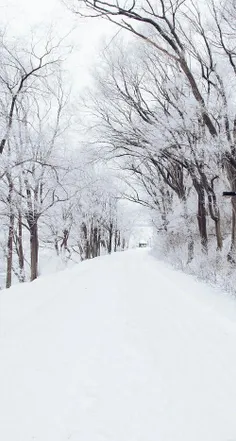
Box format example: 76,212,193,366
138,240,148,248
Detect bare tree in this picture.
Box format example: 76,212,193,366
0,32,66,156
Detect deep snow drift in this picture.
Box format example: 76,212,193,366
1,249,236,441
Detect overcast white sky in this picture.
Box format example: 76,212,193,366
0,0,118,90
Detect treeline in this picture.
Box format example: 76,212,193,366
0,31,129,288
75,0,236,273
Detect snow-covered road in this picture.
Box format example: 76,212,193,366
1,249,236,441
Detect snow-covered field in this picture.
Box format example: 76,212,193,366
1,249,236,441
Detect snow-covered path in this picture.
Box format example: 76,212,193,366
1,249,236,441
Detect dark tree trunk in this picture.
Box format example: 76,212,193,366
191,173,208,254
54,238,59,256
228,207,236,263
114,229,118,252
108,222,113,254
17,212,25,282
60,229,70,253
117,230,121,248
198,173,223,252
226,161,236,261
30,221,39,281
6,179,14,289
197,187,208,253
82,222,90,259
92,226,100,258
85,239,90,259
6,212,14,289
215,218,223,252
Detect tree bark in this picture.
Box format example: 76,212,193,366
108,222,113,254
114,229,118,252
200,175,223,252
6,179,14,289
82,222,90,259
226,162,236,260
191,172,208,254
60,229,70,253
54,238,59,256
17,212,25,282
92,226,100,257
30,221,39,281
6,212,14,289
228,205,236,263
196,186,208,253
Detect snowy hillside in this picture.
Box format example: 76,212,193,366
1,249,236,441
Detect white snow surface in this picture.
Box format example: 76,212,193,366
1,249,236,441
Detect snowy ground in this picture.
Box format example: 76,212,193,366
1,249,236,441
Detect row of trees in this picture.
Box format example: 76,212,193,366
72,0,236,267
0,30,130,289
5,0,236,288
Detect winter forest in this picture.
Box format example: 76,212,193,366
1,0,236,292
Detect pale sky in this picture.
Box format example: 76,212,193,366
0,0,118,90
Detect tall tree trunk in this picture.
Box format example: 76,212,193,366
199,173,223,252
117,230,121,249
90,222,94,257
92,226,99,257
6,178,14,289
191,175,208,254
17,212,25,282
122,238,126,250
30,221,39,281
215,219,223,251
197,187,208,253
54,238,59,256
60,229,70,253
205,191,223,252
108,223,113,254
114,229,118,252
226,159,236,261
85,239,90,259
228,206,236,263
6,212,14,289
82,222,90,259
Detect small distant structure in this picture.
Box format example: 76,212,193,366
138,239,148,248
